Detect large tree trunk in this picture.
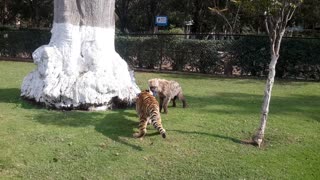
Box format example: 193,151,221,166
253,53,278,147
21,0,140,110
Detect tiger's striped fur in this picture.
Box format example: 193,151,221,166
133,90,166,138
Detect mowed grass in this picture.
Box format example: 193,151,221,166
0,61,319,179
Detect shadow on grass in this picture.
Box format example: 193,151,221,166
34,110,143,151
2,87,319,150
0,88,164,149
95,111,143,151
0,88,21,103
0,88,43,109
170,130,242,144
184,92,320,122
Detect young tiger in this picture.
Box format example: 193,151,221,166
133,90,166,138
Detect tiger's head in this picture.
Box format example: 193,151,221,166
137,89,154,97
133,90,152,105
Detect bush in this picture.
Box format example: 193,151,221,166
175,39,223,74
115,36,162,69
115,35,320,80
1,29,319,80
278,38,320,80
0,30,50,58
116,37,226,74
228,36,270,76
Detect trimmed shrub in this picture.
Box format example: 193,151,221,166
228,36,270,76
278,38,320,80
0,30,50,58
1,29,319,80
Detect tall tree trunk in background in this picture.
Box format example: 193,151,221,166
21,0,140,110
191,0,203,34
2,0,8,25
30,0,41,27
115,0,129,33
147,0,160,33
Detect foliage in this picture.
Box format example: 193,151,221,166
229,36,320,80
228,36,270,76
1,29,319,80
0,0,53,27
0,61,320,179
0,0,319,36
208,0,242,34
116,36,224,73
169,39,223,73
293,0,320,37
277,38,320,79
115,36,161,69
0,29,50,58
115,35,320,80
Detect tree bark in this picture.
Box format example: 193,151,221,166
115,0,129,33
21,0,140,110
251,0,301,147
2,0,8,25
253,53,278,147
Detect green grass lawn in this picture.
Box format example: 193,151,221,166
0,61,319,179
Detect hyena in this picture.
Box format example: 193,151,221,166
148,78,187,114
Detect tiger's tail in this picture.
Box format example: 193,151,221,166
149,109,166,138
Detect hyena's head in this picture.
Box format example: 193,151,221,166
148,79,159,94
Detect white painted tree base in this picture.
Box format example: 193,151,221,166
21,23,140,110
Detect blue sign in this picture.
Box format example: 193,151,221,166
155,16,168,26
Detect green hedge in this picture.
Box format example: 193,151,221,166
115,36,320,80
228,36,270,76
115,36,226,74
1,29,319,80
228,37,320,80
277,39,320,80
0,30,50,58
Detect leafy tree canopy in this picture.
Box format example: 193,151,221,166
0,0,318,36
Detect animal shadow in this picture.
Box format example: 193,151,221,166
34,109,143,151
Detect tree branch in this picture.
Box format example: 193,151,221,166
209,7,233,33
265,17,270,36
288,7,296,22
232,3,241,31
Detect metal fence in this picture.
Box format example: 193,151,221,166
115,33,320,80
1,30,319,80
